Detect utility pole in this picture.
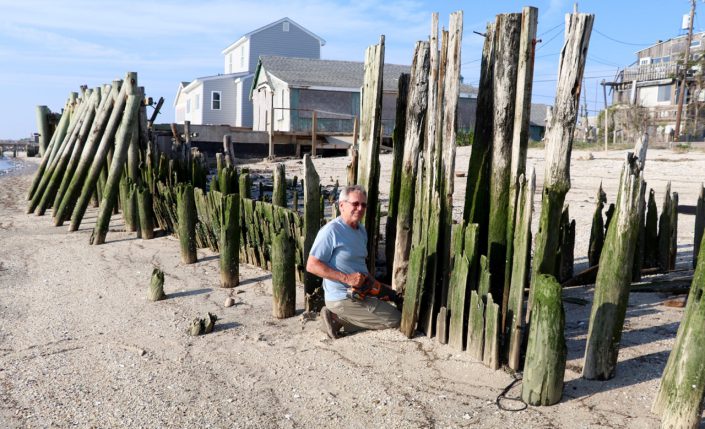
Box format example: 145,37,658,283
674,0,696,141
602,79,609,150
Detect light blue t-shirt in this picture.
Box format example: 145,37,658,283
309,216,368,301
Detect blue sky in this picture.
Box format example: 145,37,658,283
0,0,698,139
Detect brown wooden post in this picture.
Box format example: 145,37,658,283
303,154,322,311
694,184,705,268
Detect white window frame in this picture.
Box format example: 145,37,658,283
240,47,245,68
283,21,290,32
228,53,233,73
639,57,651,65
211,91,222,110
186,99,191,113
195,94,200,110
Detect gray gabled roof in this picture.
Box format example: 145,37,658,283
223,17,325,54
256,55,477,94
530,103,550,127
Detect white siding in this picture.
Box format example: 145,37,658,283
224,40,250,74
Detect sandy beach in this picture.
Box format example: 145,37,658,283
1,146,704,428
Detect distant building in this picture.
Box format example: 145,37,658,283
612,31,705,139
174,18,325,128
251,55,477,136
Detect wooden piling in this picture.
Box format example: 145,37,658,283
583,150,647,380
588,183,607,267
658,183,674,271
652,233,705,428
521,274,566,406
391,42,430,294
272,163,286,207
176,183,198,264
303,154,322,311
219,193,240,287
35,105,51,157
271,208,296,318
506,169,535,370
148,268,166,301
384,72,410,282
136,185,154,239
644,188,659,268
70,74,132,232
483,293,500,370
694,184,705,268
466,290,485,361
90,85,141,245
357,36,385,275
528,12,594,320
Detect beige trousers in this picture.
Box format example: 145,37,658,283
326,297,401,332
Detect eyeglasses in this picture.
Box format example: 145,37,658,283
346,201,367,209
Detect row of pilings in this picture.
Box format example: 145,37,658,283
27,8,705,428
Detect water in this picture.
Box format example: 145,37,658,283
0,158,16,174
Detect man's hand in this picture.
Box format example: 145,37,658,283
344,272,367,288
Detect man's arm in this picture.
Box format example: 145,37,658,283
306,255,366,288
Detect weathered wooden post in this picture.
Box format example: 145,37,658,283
391,43,430,293
272,163,286,207
176,183,198,264
528,12,593,319
271,207,296,318
148,268,166,301
384,72,409,282
522,274,566,405
357,35,385,275
695,184,705,268
303,154,322,311
582,142,647,380
35,105,52,157
588,183,607,267
644,188,659,268
219,193,239,287
70,74,133,232
652,234,705,428
670,192,679,271
90,79,142,245
223,135,234,167
136,185,154,239
506,168,535,370
504,6,538,329
556,206,575,282
54,82,120,226
238,172,251,199
487,12,521,314
658,183,674,271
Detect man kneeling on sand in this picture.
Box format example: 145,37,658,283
305,185,401,339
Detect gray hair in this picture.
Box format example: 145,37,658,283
338,185,367,203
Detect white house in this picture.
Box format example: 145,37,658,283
174,17,325,128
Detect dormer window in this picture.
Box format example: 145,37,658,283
283,21,289,32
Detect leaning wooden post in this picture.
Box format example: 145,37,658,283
694,184,705,268
219,193,240,288
303,154,322,311
90,82,141,245
521,274,566,405
271,207,296,318
384,72,410,282
136,185,154,239
176,183,198,264
272,163,287,207
35,105,51,157
528,13,594,320
391,42,429,293
357,35,385,275
582,142,647,380
70,74,133,232
652,234,705,428
54,81,120,226
506,168,535,370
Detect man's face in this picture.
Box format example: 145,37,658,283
340,191,367,225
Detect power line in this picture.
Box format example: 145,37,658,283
537,30,563,51
594,28,653,47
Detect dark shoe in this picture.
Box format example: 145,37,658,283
320,307,341,339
